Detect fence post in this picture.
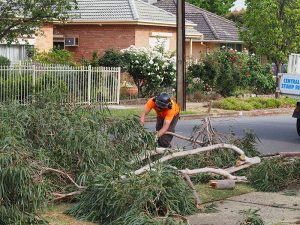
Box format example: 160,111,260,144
32,65,36,102
88,65,91,105
117,67,121,104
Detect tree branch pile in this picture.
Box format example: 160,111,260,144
1,90,297,224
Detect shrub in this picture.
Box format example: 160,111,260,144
213,97,254,110
99,48,123,67
0,56,10,66
33,49,78,66
0,74,33,102
121,46,176,97
188,50,276,97
213,97,296,111
0,73,68,103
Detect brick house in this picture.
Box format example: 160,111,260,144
50,0,203,61
1,0,242,63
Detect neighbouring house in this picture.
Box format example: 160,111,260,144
153,0,243,60
0,39,32,65
0,24,54,64
51,0,203,61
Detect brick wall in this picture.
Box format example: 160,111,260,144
35,24,53,52
54,24,136,61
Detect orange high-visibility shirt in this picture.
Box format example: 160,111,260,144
145,98,180,121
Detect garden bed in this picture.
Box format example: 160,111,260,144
212,97,297,111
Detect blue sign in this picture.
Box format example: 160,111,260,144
280,74,300,95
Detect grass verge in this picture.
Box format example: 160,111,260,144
42,204,97,225
197,183,256,203
107,107,198,118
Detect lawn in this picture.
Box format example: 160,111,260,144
197,183,256,203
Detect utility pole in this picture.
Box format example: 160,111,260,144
176,0,186,111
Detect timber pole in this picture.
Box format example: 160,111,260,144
176,0,186,111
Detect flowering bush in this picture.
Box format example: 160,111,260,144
188,49,275,97
121,46,176,97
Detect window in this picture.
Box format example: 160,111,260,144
53,41,64,50
220,43,243,52
149,37,170,50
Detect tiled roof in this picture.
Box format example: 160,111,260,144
153,0,240,42
69,0,177,25
67,0,203,38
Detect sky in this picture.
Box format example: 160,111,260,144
231,0,245,11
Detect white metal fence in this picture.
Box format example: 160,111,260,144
0,64,121,104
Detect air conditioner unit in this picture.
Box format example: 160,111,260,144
65,37,79,46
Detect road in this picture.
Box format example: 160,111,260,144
145,115,300,154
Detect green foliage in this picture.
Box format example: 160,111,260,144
240,209,265,225
1,90,197,224
0,56,10,66
81,49,123,68
33,49,78,66
99,48,123,67
225,9,246,24
0,0,77,43
67,166,196,225
186,0,235,16
122,46,176,97
0,74,33,102
0,73,68,103
247,158,296,192
241,0,300,70
213,97,297,111
214,98,254,110
187,50,275,97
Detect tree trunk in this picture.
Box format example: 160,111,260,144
275,60,282,99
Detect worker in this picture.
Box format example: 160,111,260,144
140,92,180,147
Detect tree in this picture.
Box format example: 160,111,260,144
186,0,235,16
225,9,246,25
0,0,77,43
240,0,300,75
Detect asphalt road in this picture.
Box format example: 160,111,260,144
145,114,300,154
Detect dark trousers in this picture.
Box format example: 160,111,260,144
156,114,179,148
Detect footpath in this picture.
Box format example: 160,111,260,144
189,188,300,225
109,102,299,225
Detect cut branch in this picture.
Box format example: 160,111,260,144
179,168,247,181
133,144,260,176
41,167,86,190
53,190,83,201
181,173,202,209
165,131,205,146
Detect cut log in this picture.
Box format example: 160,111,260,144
209,180,235,189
